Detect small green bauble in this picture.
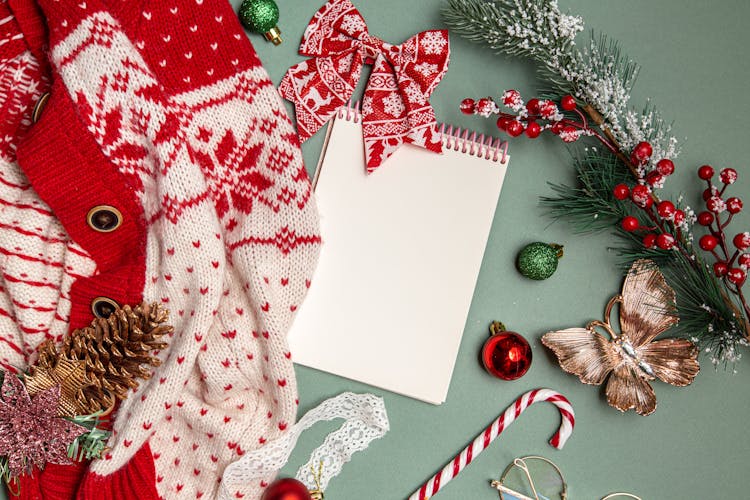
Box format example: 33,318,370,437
516,242,563,280
238,0,282,45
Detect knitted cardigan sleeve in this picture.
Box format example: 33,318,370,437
6,0,322,498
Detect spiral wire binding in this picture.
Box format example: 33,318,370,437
336,101,509,164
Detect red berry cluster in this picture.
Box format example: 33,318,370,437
461,91,595,144
614,141,684,250
695,165,748,286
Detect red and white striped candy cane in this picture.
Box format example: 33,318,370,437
407,388,575,500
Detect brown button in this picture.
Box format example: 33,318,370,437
32,92,51,124
87,205,123,232
91,297,119,319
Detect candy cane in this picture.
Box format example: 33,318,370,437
407,388,575,500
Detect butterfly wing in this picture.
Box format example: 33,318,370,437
620,259,678,347
637,338,700,386
541,328,619,385
605,364,657,416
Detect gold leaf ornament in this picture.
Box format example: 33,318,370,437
541,259,700,416
24,358,89,417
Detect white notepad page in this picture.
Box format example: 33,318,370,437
287,107,509,404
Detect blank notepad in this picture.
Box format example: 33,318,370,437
287,105,509,404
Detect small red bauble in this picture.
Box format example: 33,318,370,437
713,261,729,277
506,120,525,137
699,235,718,251
645,171,663,187
525,121,542,138
550,121,564,135
643,234,657,248
261,478,312,500
656,200,676,219
719,168,738,185
482,323,532,381
698,165,715,180
631,141,653,165
496,116,511,131
706,196,726,213
560,94,577,111
621,216,639,232
656,159,675,176
656,233,675,250
738,253,750,269
697,211,714,226
734,232,750,250
726,197,743,214
727,268,747,286
631,184,652,208
673,210,686,225
460,98,476,115
613,183,630,201
526,98,540,114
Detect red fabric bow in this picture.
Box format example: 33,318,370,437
279,0,450,172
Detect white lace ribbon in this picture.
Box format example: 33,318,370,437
219,392,389,498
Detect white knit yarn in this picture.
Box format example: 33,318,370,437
49,8,320,500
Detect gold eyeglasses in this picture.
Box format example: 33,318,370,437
490,456,642,500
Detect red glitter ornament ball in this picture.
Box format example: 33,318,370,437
261,478,312,500
482,325,532,381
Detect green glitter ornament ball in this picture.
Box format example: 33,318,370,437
516,242,563,280
238,0,281,43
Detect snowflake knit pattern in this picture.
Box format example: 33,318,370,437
0,0,321,498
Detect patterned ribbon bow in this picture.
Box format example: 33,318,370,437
279,0,450,172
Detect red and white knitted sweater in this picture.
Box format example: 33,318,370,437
0,0,321,498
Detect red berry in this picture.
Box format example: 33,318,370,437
645,171,663,187
714,261,729,277
698,165,714,180
643,234,657,248
719,168,738,185
631,141,653,165
460,98,476,115
656,233,675,250
697,211,714,226
706,196,726,213
506,120,525,137
656,200,676,219
702,186,718,201
261,478,313,500
727,197,743,214
631,185,652,208
656,159,675,176
739,253,750,269
538,100,559,119
550,121,564,135
613,184,630,201
559,125,579,143
502,89,522,107
699,234,719,251
476,97,496,117
673,210,686,225
496,116,511,131
525,121,542,138
734,232,750,250
526,98,540,114
727,268,747,286
560,95,577,111
621,216,640,232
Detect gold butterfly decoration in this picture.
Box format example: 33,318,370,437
541,259,700,416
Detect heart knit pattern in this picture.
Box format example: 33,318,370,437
0,0,321,498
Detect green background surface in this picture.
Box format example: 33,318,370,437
254,1,750,499
6,1,750,499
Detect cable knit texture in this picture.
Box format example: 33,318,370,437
1,0,321,498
